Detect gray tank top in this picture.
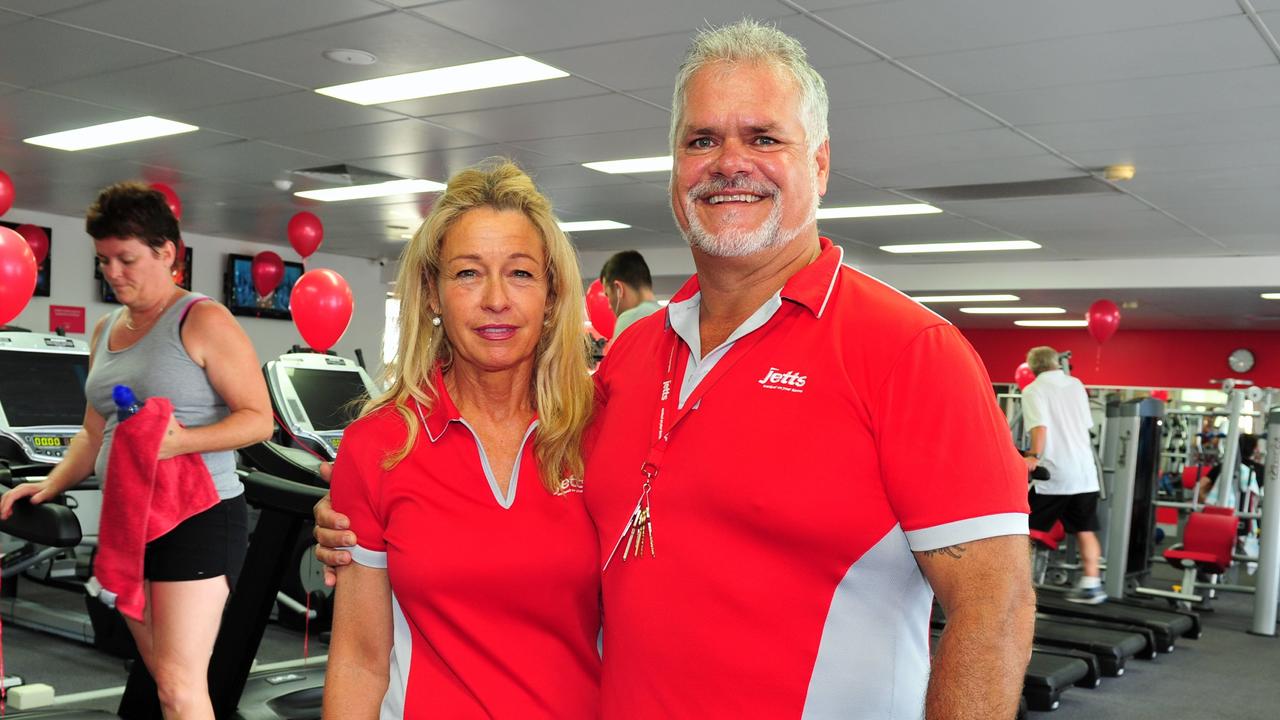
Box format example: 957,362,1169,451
85,293,241,499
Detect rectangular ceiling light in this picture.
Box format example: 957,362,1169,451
880,240,1041,254
911,294,1021,303
960,306,1065,315
294,178,446,202
582,156,673,174
817,203,940,219
316,56,569,105
1262,292,1280,300
558,220,631,232
1014,319,1089,327
24,116,198,151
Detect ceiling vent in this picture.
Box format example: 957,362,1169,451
901,176,1119,203
289,164,404,186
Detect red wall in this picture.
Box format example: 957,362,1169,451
960,328,1280,388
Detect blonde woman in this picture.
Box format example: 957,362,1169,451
321,161,599,719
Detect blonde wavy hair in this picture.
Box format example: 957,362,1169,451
366,159,593,493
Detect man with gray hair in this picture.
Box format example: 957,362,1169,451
314,18,1034,719
582,18,1032,718
1022,345,1105,605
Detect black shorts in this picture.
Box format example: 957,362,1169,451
1028,489,1100,534
144,494,248,590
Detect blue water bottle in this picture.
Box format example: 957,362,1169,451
113,385,143,422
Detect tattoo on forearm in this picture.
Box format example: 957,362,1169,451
922,544,967,560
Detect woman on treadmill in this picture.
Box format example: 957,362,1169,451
0,182,273,719
321,160,599,718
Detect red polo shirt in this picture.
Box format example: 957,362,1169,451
585,238,1028,718
331,368,601,719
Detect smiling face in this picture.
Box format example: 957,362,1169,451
94,235,176,307
671,61,829,258
432,207,550,378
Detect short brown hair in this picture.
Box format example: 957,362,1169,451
85,181,183,272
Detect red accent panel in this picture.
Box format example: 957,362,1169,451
959,328,1280,387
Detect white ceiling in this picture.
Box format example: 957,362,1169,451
4,0,1280,327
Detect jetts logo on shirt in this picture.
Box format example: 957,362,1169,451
555,475,585,495
757,366,807,393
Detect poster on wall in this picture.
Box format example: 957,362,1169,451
0,219,52,297
49,305,85,334
223,252,303,320
96,245,193,303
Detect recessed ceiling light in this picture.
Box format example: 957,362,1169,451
817,203,940,219
911,294,1021,303
880,240,1041,254
24,116,198,151
1262,292,1280,300
316,56,568,105
294,178,445,202
558,220,630,232
399,234,413,240
582,156,673,174
1014,320,1089,327
960,307,1065,315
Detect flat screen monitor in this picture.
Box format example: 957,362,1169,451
0,351,88,427
224,253,304,320
284,367,368,432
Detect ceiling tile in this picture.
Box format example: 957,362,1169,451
972,66,1280,126
351,144,554,182
907,16,1272,96
169,91,400,140
48,0,388,54
414,0,791,53
1022,105,1280,155
0,89,130,140
813,0,1236,58
268,117,489,162
43,57,292,114
829,98,998,147
537,32,696,92
0,19,173,87
427,93,671,144
141,138,330,183
197,10,499,89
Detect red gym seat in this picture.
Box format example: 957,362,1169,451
1180,465,1214,490
1162,511,1237,602
1030,521,1065,551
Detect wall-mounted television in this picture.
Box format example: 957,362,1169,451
223,252,303,320
98,245,193,303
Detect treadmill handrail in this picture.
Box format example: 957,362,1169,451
0,497,82,547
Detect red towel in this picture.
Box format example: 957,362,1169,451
95,397,219,621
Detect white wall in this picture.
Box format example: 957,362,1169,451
6,206,389,379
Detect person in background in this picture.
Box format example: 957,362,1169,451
599,249,663,338
1022,345,1106,604
0,181,273,719
321,160,599,719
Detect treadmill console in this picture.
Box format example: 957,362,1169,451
264,352,379,460
0,332,90,464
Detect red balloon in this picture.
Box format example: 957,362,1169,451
290,269,353,352
287,212,324,259
0,170,13,217
16,224,48,266
0,227,38,326
1151,389,1170,402
251,251,285,298
151,182,182,221
1014,362,1036,390
585,279,616,340
1086,299,1121,344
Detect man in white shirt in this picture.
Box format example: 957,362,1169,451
1022,345,1106,604
599,250,663,338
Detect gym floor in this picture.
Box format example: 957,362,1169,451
3,557,1275,716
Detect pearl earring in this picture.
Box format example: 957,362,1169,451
431,316,442,327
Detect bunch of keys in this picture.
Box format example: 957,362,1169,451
622,485,655,561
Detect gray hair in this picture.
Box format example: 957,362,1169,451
669,19,830,154
1026,346,1060,375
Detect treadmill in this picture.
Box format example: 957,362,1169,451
258,350,378,631
0,331,132,656
1,445,329,720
